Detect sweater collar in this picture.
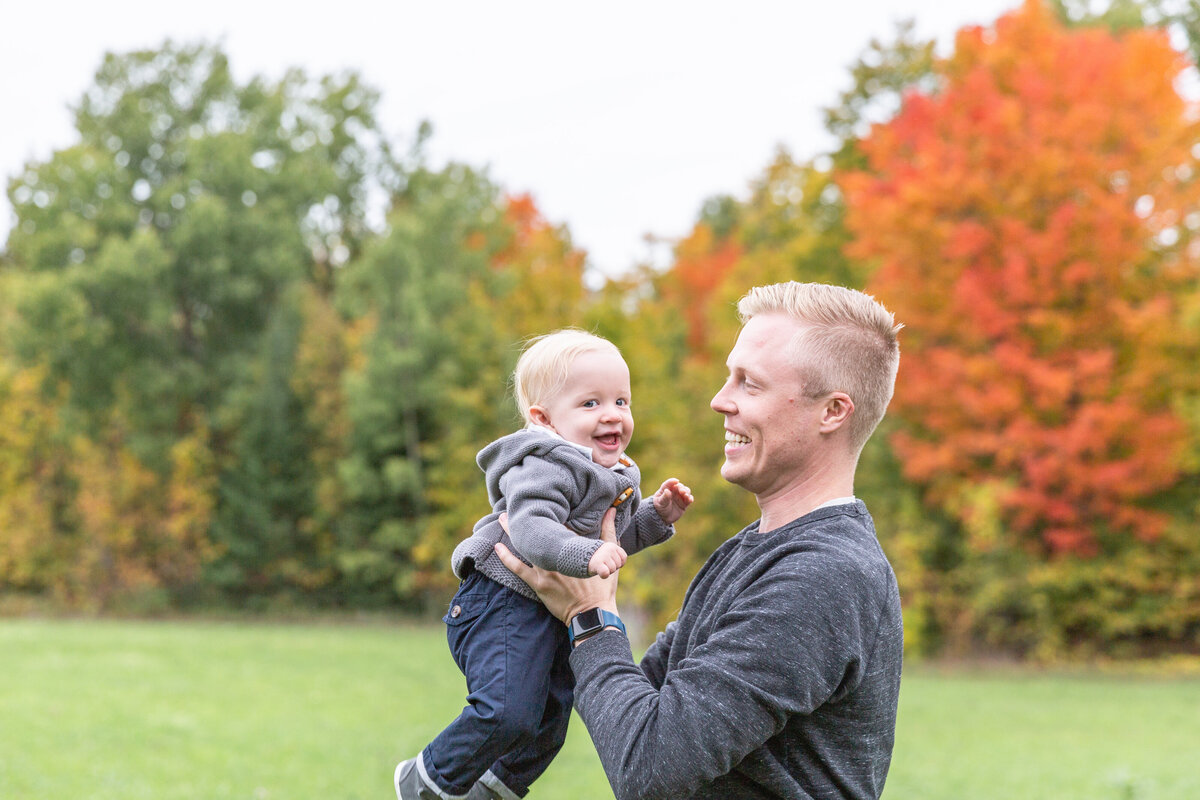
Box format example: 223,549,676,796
526,425,632,471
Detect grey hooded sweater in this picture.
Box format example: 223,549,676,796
569,500,903,800
450,428,674,600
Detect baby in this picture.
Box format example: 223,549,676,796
396,328,692,800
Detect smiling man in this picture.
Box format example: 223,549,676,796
495,282,905,800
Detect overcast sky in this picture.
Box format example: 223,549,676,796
1,0,1018,278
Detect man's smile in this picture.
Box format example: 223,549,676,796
724,430,751,451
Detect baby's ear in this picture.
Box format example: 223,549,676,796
528,405,552,428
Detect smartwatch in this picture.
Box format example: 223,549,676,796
568,608,625,644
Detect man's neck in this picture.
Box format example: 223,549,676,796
756,468,855,533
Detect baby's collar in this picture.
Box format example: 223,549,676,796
526,424,631,471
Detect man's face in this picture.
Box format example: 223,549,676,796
710,314,826,499
533,350,634,468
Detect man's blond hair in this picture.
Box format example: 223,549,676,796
737,282,902,454
513,329,624,424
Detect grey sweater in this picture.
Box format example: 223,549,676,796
570,500,903,800
451,428,674,600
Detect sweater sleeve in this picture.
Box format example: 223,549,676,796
504,458,603,577
569,554,877,800
620,501,674,555
637,621,677,690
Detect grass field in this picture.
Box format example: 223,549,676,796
3,617,1199,800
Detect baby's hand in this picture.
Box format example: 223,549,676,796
653,478,694,525
588,541,627,578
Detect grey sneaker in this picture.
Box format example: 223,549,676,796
394,757,441,800
464,783,502,800
470,771,520,800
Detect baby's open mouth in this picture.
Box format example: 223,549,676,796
596,433,621,448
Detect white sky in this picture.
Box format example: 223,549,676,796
1,0,1018,278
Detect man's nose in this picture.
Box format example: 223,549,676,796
711,384,733,414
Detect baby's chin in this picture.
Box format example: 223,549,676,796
591,448,624,468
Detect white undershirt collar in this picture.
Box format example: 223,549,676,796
814,496,857,511
526,424,630,471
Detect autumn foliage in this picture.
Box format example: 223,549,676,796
665,224,743,351
3,22,1200,657
844,0,1200,556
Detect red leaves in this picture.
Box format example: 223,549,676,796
844,1,1198,556
666,224,743,351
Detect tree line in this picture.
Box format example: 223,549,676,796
2,1,1198,659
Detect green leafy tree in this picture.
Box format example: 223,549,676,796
3,42,386,459
334,162,509,606
417,193,591,600
209,286,327,600
1,42,395,606
823,20,939,171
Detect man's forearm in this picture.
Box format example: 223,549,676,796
569,632,718,800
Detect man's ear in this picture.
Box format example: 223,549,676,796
528,405,553,429
819,393,854,434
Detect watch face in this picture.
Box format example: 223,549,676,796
575,608,602,630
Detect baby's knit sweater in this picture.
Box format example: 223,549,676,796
451,428,674,600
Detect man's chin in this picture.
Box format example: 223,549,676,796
720,463,746,486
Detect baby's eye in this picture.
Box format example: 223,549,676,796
582,399,598,408
616,398,629,407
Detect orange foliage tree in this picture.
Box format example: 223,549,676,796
70,419,216,610
844,0,1200,558
0,364,217,610
0,367,73,598
663,223,743,352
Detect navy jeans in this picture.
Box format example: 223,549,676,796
422,570,574,797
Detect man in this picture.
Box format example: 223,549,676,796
495,281,905,800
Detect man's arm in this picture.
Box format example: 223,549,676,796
570,570,857,800
495,516,865,800
637,622,676,689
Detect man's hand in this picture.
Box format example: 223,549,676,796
653,478,694,525
588,541,627,578
495,508,621,624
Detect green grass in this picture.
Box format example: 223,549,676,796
2,618,1198,799
886,663,1200,799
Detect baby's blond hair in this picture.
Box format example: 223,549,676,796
514,329,624,424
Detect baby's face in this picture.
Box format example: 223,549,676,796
534,351,633,467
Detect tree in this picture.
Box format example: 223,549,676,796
1,42,392,607
0,366,73,599
333,161,508,606
69,416,216,611
3,42,387,457
208,286,327,600
823,20,939,172
333,164,595,607
843,0,1200,654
